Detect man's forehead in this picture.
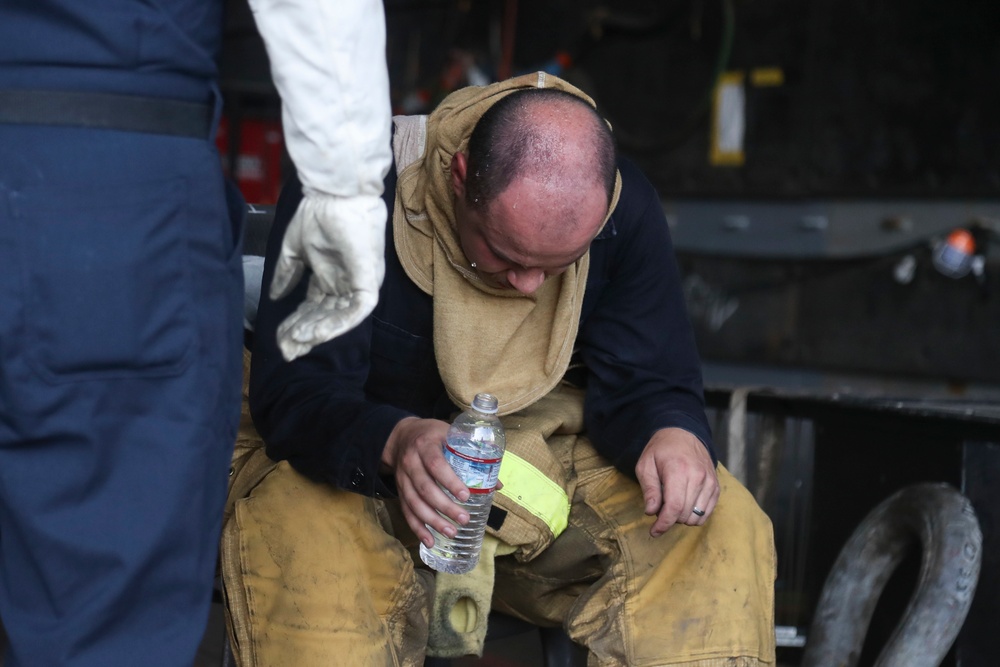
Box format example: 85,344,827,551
479,183,606,264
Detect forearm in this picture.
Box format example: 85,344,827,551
249,355,410,496
247,0,392,199
580,157,714,477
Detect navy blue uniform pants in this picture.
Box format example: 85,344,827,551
0,123,244,666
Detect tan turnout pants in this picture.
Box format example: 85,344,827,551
220,438,776,667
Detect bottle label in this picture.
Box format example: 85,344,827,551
444,443,501,494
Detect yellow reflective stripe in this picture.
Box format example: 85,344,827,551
496,451,570,538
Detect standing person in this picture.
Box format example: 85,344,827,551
224,74,776,666
0,1,391,665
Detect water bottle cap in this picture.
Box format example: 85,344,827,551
471,393,499,414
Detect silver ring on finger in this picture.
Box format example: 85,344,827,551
691,506,705,517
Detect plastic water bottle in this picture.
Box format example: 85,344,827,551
419,393,506,574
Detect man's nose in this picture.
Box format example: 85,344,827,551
507,268,546,295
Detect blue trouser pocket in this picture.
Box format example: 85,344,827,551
10,176,195,381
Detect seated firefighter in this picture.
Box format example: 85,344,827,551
223,73,776,667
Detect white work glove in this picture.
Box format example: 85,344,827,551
270,192,386,361
248,0,392,360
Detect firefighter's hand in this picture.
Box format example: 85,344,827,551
381,417,471,548
636,427,719,537
270,192,386,361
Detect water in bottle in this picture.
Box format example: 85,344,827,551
419,392,506,574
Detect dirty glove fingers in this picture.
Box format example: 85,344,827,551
278,273,350,341
275,282,379,361
311,289,378,341
271,193,386,360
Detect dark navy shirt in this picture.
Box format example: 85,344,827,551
249,156,714,497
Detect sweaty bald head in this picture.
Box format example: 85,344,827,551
463,89,617,229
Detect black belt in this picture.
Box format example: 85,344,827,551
0,89,213,138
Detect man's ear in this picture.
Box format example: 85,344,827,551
450,152,468,200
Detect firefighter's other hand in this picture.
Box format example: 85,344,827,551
636,427,719,537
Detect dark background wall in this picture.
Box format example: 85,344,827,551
371,0,1000,199
220,0,1000,201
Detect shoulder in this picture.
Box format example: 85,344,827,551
613,156,660,222
596,156,667,248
